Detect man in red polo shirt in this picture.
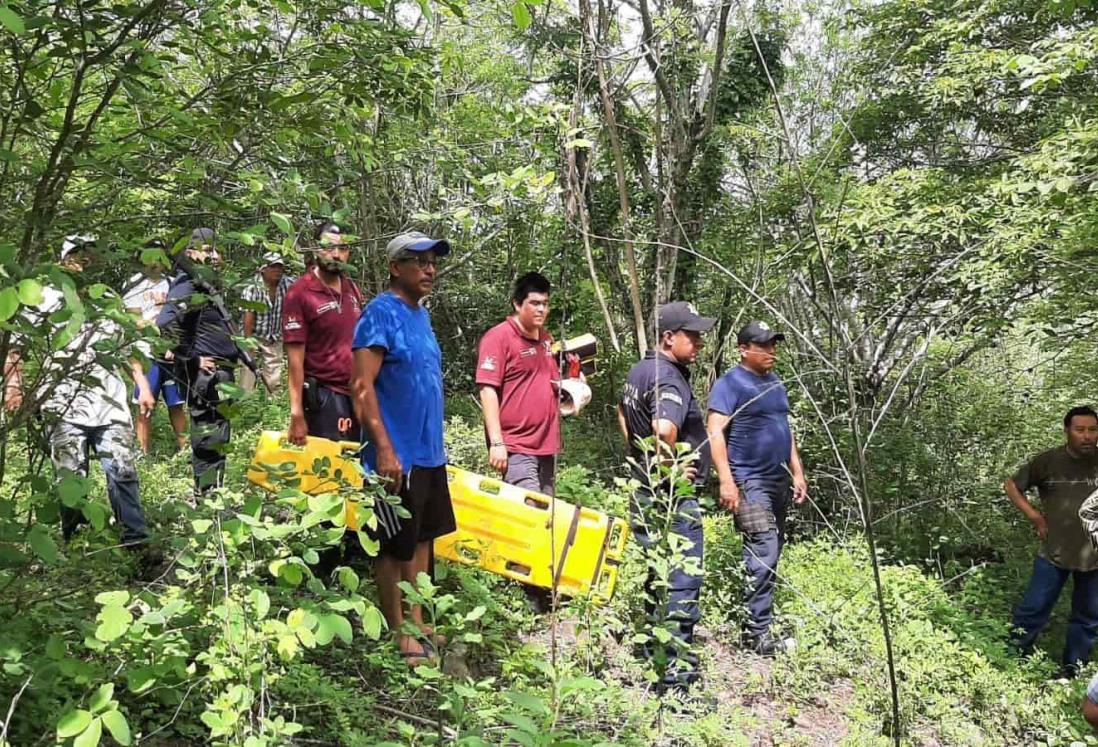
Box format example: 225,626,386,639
283,221,365,444
476,272,561,494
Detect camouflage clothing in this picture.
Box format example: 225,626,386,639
48,419,147,544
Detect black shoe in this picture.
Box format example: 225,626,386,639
1058,662,1082,680
126,542,165,580
744,630,793,657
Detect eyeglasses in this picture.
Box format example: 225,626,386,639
400,255,441,269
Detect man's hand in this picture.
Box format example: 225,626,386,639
488,444,508,475
3,386,22,413
288,412,308,446
138,388,156,418
1031,513,1049,540
793,473,808,505
376,446,403,495
718,480,741,513
198,356,217,373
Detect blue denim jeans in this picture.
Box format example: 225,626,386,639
737,477,791,638
49,420,148,544
630,491,704,688
1012,555,1098,668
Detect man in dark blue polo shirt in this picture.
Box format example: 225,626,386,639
619,301,715,693
707,321,808,656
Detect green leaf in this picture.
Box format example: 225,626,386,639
249,588,270,619
279,563,303,586
45,634,66,659
16,278,42,306
0,5,25,35
318,613,352,645
27,524,58,563
505,689,551,716
58,475,90,504
511,0,531,30
500,712,539,734
306,492,343,514
74,716,102,747
126,668,156,694
338,566,360,592
95,606,133,642
362,606,385,639
101,710,131,746
94,590,129,606
58,709,93,739
270,212,293,235
88,683,114,713
0,287,18,321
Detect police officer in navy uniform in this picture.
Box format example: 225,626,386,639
156,228,239,495
618,301,715,693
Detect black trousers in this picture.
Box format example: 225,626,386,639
185,366,234,494
304,382,362,443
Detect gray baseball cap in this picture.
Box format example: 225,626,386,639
189,227,216,247
386,231,450,259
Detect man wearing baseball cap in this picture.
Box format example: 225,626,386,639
241,251,294,393
5,236,157,560
351,230,454,665
157,227,240,494
618,301,715,693
707,320,808,656
123,239,187,453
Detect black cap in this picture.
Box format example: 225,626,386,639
189,227,215,248
737,321,785,345
656,302,716,334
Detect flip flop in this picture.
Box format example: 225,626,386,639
396,636,437,667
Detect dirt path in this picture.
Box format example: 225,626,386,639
521,619,858,746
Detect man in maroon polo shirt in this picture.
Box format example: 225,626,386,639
282,221,365,444
476,272,561,494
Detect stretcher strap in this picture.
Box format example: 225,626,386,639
588,520,612,594
551,505,582,589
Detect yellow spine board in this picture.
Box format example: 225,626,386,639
246,431,365,529
435,466,629,603
246,433,631,603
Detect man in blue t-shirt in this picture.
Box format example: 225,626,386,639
707,321,808,656
351,230,456,666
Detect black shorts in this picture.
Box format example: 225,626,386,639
304,382,362,442
372,465,456,562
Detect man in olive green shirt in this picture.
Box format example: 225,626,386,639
1008,406,1098,677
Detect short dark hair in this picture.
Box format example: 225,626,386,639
313,221,342,241
1064,406,1098,428
512,272,551,306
